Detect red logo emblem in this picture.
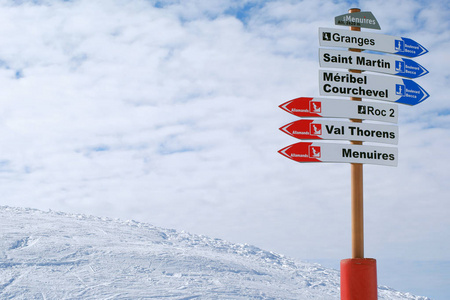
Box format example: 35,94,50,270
310,101,322,113
309,123,322,135
309,146,321,158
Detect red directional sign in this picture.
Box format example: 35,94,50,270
280,119,398,144
279,97,398,123
278,142,398,166
278,142,322,163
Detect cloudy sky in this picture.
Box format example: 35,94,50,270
0,0,448,298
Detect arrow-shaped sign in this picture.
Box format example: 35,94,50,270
319,49,428,78
319,70,429,105
280,120,398,144
278,142,398,166
279,97,398,123
319,27,428,57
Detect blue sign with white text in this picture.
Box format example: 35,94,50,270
394,37,428,57
394,58,428,78
395,79,429,105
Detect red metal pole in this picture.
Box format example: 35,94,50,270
341,258,377,300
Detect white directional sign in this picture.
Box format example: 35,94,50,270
280,119,398,144
319,49,428,78
278,142,398,166
279,97,398,123
319,70,429,105
319,27,428,57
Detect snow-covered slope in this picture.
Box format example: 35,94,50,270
0,207,429,299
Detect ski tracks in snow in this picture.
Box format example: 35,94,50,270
0,206,431,299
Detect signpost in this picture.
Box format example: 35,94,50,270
278,7,429,300
280,119,398,144
279,97,398,123
319,27,428,57
319,48,428,78
319,70,429,105
278,142,398,166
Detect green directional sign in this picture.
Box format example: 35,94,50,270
335,11,381,30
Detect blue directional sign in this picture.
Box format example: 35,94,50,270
319,28,428,58
394,58,428,78
395,78,430,105
319,49,428,78
319,70,430,105
393,37,428,57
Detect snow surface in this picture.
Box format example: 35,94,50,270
0,206,430,299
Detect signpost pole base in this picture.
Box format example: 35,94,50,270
340,258,377,300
